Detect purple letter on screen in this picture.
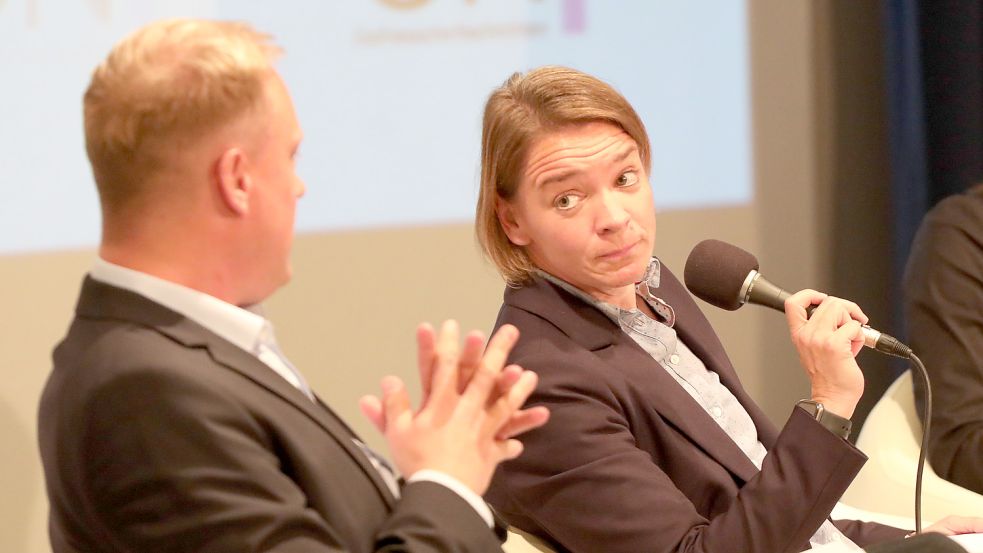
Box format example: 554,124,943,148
563,0,585,33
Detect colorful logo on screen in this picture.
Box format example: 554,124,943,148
377,0,586,34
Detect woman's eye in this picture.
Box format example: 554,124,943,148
617,171,639,187
554,194,581,210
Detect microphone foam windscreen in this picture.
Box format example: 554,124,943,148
683,239,759,311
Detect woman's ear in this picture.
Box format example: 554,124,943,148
496,198,530,246
215,147,251,215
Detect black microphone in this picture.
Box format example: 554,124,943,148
683,239,912,359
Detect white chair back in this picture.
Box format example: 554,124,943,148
503,526,557,553
840,370,983,522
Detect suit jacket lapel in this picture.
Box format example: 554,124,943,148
200,333,399,508
75,276,398,508
506,272,761,484
654,267,781,448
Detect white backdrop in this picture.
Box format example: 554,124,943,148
0,0,750,254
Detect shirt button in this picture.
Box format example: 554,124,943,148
711,406,723,418
669,354,680,364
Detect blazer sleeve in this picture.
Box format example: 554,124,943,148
904,195,983,493
832,519,912,546
492,315,894,553
80,364,502,553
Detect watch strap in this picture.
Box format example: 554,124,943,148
796,399,852,439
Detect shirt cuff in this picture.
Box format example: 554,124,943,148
406,470,494,528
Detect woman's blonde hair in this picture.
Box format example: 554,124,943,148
84,19,281,212
475,66,651,285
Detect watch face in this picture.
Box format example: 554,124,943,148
797,400,851,439
796,400,821,417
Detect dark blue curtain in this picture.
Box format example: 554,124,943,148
884,0,983,339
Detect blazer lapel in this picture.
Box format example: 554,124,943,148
610,327,761,484
506,273,760,484
653,266,782,448
75,276,398,508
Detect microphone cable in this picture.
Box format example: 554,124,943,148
908,351,931,536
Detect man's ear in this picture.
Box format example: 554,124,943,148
496,198,530,246
215,147,251,215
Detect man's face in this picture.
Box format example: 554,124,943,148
501,121,656,303
243,73,305,299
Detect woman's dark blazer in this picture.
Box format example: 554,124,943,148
485,264,907,553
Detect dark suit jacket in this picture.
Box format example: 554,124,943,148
904,185,983,493
485,266,908,553
38,277,504,553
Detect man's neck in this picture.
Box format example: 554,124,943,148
99,242,242,306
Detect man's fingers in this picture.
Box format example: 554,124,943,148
495,406,550,440
460,325,520,410
416,323,436,401
482,324,520,374
457,330,486,393
432,320,462,397
504,369,538,409
425,320,462,419
495,438,525,462
480,369,539,435
493,364,524,402
924,515,983,536
359,395,386,433
381,376,412,431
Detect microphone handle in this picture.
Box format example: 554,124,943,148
744,273,911,359
743,271,791,312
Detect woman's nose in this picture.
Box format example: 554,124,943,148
594,191,630,234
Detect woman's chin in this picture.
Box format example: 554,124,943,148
602,264,649,289
619,257,651,283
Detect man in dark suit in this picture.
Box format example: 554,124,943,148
904,184,983,493
38,18,547,553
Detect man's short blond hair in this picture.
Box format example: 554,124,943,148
84,18,281,212
475,66,652,285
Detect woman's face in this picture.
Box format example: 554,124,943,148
498,121,656,304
